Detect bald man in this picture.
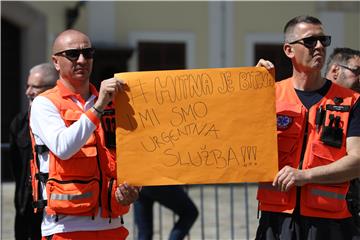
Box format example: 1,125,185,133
9,63,58,240
29,29,140,240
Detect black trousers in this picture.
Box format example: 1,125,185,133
134,186,198,240
255,211,360,240
15,204,42,240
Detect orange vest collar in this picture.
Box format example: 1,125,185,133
56,80,99,103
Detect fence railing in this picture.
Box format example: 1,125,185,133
129,184,259,240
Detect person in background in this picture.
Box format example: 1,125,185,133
134,186,198,240
255,15,360,239
325,47,360,93
9,63,58,240
29,29,140,240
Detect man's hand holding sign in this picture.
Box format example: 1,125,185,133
114,67,278,186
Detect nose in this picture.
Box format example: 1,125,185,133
315,39,324,48
25,85,33,97
77,53,87,63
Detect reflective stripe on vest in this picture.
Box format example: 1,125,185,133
311,188,346,200
259,184,347,200
50,191,93,201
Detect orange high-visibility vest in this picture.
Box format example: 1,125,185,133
30,81,129,220
257,78,360,219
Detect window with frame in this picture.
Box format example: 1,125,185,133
138,42,186,71
254,43,292,81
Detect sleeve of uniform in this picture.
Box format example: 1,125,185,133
84,109,100,126
30,96,97,160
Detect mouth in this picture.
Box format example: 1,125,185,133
313,51,324,57
313,53,324,62
74,68,88,74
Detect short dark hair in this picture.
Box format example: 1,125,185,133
284,15,323,42
325,47,360,74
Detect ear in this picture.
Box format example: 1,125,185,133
328,64,340,80
283,43,294,58
52,55,60,72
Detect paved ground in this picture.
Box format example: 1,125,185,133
1,182,259,240
2,182,16,240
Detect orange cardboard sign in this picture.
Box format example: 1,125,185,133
114,67,278,186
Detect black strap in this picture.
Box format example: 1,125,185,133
34,145,49,210
32,199,47,209
35,172,49,183
35,144,49,154
294,111,309,215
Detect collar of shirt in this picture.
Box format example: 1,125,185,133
56,81,98,111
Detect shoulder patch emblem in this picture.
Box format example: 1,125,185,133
277,115,293,130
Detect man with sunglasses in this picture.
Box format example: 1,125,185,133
29,29,140,240
326,48,360,93
255,16,360,240
9,63,58,240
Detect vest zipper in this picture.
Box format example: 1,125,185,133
299,110,309,170
95,151,103,207
295,110,309,215
47,178,100,184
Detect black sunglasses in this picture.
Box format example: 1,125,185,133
289,35,331,48
338,64,360,76
54,48,95,61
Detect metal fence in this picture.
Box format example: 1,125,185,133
129,184,259,240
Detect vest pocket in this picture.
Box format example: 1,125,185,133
303,183,348,212
276,103,302,169
306,141,345,169
276,101,303,136
277,136,298,169
303,142,348,213
54,148,98,178
257,183,290,205
46,178,100,216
